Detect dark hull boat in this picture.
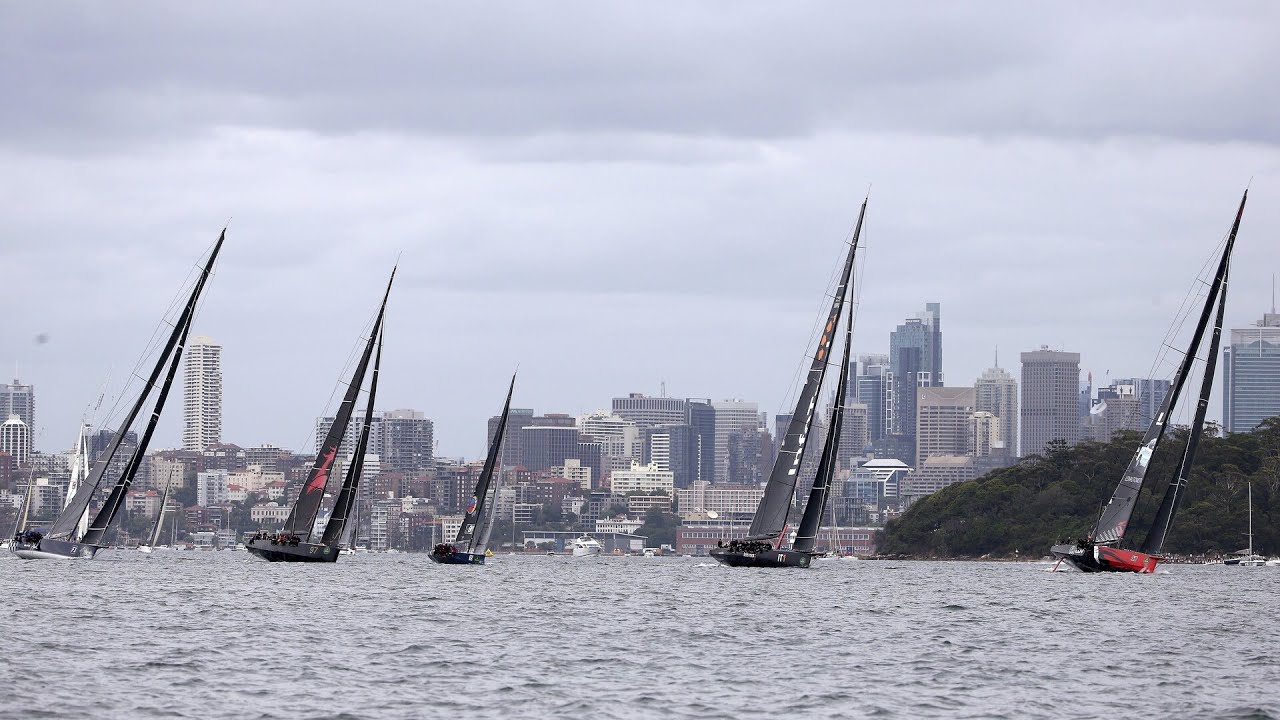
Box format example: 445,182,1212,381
245,538,339,563
249,269,393,564
13,231,225,561
429,546,486,565
709,546,811,568
430,374,518,567
1052,191,1246,574
712,197,867,568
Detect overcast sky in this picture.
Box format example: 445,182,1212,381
2,2,1278,459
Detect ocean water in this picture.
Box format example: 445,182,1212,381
1,552,1277,719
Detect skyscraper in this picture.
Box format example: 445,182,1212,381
0,415,30,464
1111,377,1171,427
183,336,223,452
1223,310,1280,434
611,393,687,427
1020,347,1081,456
915,386,975,462
889,304,942,464
380,409,435,476
489,408,535,468
685,398,716,485
855,354,893,443
975,365,1018,456
712,399,760,483
0,379,34,433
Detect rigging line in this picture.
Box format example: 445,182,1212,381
291,301,385,455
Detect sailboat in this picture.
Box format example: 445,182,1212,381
138,483,172,554
245,268,393,563
1224,483,1266,567
431,373,516,565
12,230,225,560
710,197,866,569
1052,191,1247,573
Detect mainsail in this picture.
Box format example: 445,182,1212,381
792,285,855,554
320,333,383,546
747,198,866,540
1141,237,1237,554
455,373,517,553
284,268,395,539
50,230,225,540
1091,190,1246,545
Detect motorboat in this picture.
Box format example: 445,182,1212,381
571,535,603,557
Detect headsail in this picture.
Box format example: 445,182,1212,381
147,483,172,548
792,282,855,554
748,198,866,540
320,331,383,546
1141,199,1244,553
50,229,226,540
1091,190,1246,544
285,267,395,539
456,373,517,553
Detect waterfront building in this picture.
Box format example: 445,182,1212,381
182,336,222,451
608,461,675,495
975,365,1019,456
675,480,765,520
1223,311,1280,433
1020,347,1082,456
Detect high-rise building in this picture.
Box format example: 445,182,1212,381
0,379,34,433
1111,377,1171,427
968,411,1001,457
520,421,581,473
685,398,716,485
1021,347,1081,456
641,423,700,489
1223,311,1280,434
855,355,893,443
0,415,30,464
975,365,1019,456
915,386,975,462
838,403,870,471
489,408,535,468
380,409,434,476
1083,382,1143,442
182,336,223,452
611,393,687,428
889,304,943,463
712,399,760,483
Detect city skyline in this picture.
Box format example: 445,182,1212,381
2,4,1279,459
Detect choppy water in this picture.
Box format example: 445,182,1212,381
1,552,1278,719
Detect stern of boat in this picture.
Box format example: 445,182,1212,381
709,547,812,568
245,538,338,563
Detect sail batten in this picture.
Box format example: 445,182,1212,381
747,199,866,540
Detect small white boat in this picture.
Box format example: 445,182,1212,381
571,535,603,557
338,546,355,556
137,545,153,554
642,548,656,557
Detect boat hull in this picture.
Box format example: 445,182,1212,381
11,537,100,560
245,538,338,563
429,550,485,565
709,547,812,568
1051,543,1159,574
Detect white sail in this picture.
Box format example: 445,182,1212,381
64,424,91,539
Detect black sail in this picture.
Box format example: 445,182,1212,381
1142,211,1242,554
1091,190,1246,544
81,313,193,546
792,290,855,554
49,230,226,539
320,332,383,546
748,198,866,540
456,373,517,552
285,268,395,538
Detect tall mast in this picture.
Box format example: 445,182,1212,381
320,330,383,546
1141,248,1234,555
793,274,855,554
285,267,395,539
457,373,517,553
1091,191,1246,544
747,197,867,541
78,229,226,543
